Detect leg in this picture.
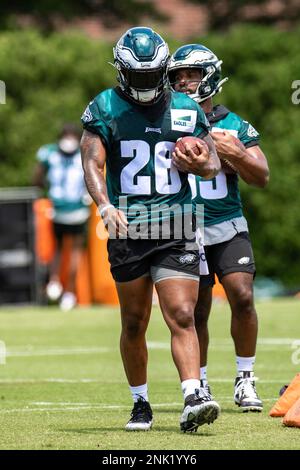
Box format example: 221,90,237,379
156,277,220,431
49,236,63,283
194,285,213,368
222,272,257,357
155,278,200,381
222,271,262,411
46,234,63,301
59,232,85,311
65,233,85,294
116,276,153,386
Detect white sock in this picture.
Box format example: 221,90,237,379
129,383,148,403
236,356,255,374
200,366,207,383
181,379,201,400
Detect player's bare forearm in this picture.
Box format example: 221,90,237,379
81,130,128,236
227,146,269,188
201,133,221,179
80,129,110,209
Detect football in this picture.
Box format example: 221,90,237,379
211,131,245,174
175,136,209,156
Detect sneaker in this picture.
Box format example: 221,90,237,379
234,371,263,412
200,379,213,399
59,292,77,311
180,388,220,433
46,280,63,302
125,397,153,431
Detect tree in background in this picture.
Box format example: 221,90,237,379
1,0,165,31
0,25,300,285
189,0,300,31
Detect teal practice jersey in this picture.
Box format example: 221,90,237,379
189,105,260,226
37,144,88,213
81,88,209,223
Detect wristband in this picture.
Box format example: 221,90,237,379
99,204,114,218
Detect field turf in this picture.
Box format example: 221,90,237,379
0,298,299,450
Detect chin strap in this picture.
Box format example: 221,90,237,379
193,76,229,103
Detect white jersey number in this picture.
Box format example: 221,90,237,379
120,140,181,195
189,171,228,200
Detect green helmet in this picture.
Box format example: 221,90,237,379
113,27,169,104
168,44,228,103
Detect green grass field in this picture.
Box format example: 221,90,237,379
0,298,299,450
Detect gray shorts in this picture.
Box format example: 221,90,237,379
143,266,199,284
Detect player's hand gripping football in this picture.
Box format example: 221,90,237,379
211,130,245,160
172,139,210,176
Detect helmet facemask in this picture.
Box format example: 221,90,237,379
116,62,169,104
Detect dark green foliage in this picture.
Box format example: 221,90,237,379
193,26,300,286
0,26,299,285
0,30,113,186
0,0,165,31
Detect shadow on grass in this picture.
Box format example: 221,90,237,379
154,406,241,416
218,407,241,414
59,427,217,436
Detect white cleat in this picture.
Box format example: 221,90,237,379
46,281,63,302
59,292,77,311
180,388,220,433
234,371,263,412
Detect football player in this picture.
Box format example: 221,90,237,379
80,28,221,432
34,123,91,311
169,44,269,412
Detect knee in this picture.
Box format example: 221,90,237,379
122,312,148,339
231,287,255,317
169,302,195,330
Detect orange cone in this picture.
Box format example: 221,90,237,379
269,373,300,417
283,397,300,427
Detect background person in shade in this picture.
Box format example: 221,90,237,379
34,123,91,311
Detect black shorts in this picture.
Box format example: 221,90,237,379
53,222,87,241
107,238,200,282
200,232,256,287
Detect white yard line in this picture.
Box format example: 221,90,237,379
0,399,278,414
0,377,290,384
4,338,299,358
6,347,112,357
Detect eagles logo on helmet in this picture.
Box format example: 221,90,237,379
168,44,228,103
113,27,170,105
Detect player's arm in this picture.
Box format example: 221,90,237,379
172,133,221,179
80,130,108,207
80,130,128,234
236,145,269,188
211,131,269,187
202,133,221,179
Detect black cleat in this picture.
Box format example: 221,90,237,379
180,388,220,433
125,397,153,431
